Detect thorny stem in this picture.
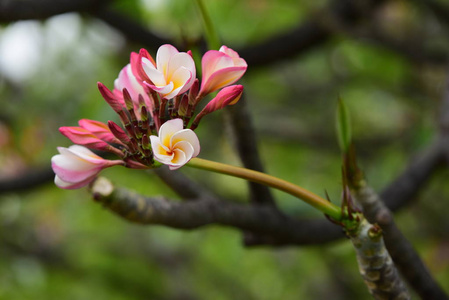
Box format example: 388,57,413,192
186,158,342,220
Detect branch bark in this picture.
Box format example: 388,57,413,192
353,183,448,300
90,177,343,245
347,217,410,300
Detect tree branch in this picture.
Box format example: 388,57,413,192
353,183,448,300
90,177,343,245
0,167,54,194
347,217,410,300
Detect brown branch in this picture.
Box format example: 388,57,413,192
90,177,343,245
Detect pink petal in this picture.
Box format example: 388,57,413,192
200,66,247,95
51,154,101,183
54,174,97,189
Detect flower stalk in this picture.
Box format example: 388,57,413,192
186,157,342,220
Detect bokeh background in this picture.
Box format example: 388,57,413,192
1,0,449,299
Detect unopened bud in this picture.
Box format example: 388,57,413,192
98,82,124,112
203,85,243,114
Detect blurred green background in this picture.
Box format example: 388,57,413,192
1,0,449,299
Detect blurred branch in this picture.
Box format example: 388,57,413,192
0,0,111,22
380,139,444,211
0,167,54,194
94,8,174,52
238,0,386,68
91,177,343,245
225,95,276,206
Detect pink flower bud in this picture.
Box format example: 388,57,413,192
199,46,247,96
78,119,124,145
97,82,125,113
107,121,130,144
202,85,243,114
59,126,123,157
51,145,124,189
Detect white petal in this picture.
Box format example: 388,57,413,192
173,141,194,161
150,135,170,157
166,52,195,81
163,85,183,100
171,129,200,157
65,145,105,163
170,149,188,167
54,175,75,188
143,59,166,86
156,44,178,75
169,67,192,94
52,152,95,172
158,119,184,147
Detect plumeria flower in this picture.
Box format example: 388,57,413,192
51,145,124,189
150,119,200,170
138,44,196,100
199,46,247,96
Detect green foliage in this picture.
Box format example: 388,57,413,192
336,97,352,153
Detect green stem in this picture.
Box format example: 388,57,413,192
186,158,342,220
194,0,221,50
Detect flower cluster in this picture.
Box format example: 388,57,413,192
52,44,247,189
